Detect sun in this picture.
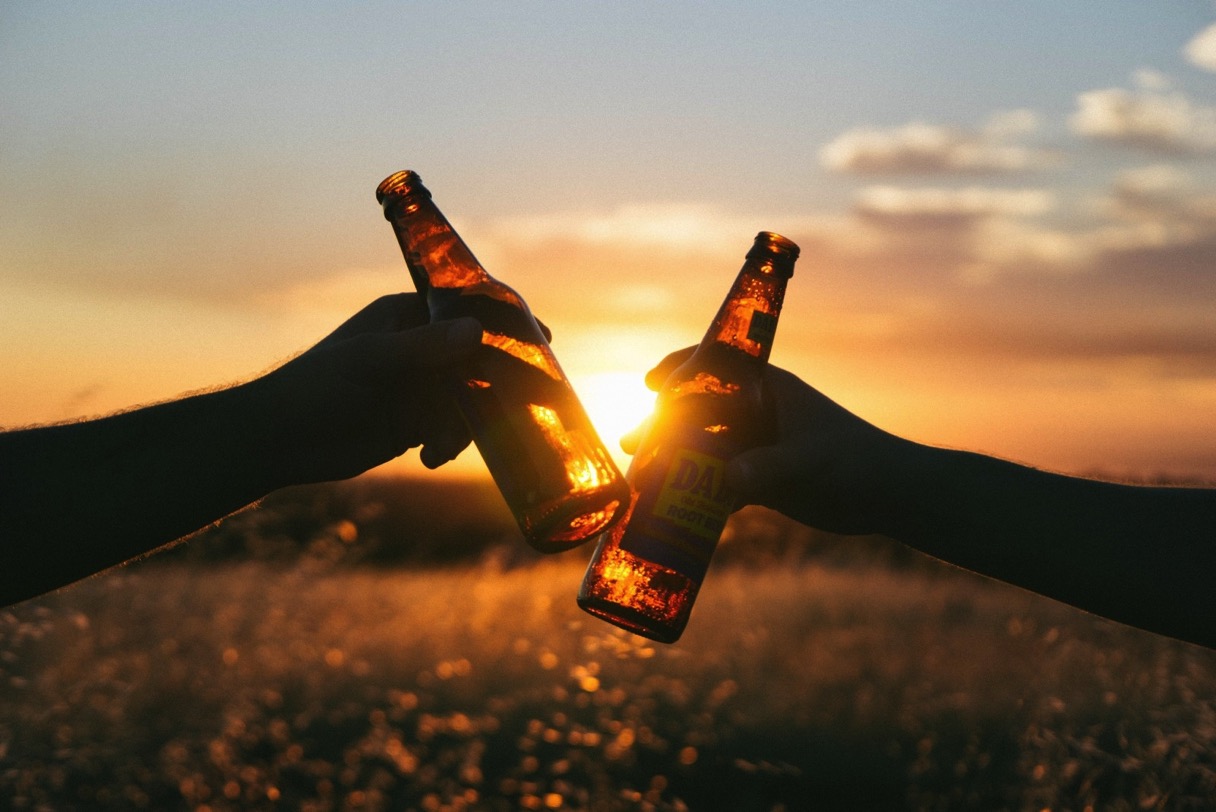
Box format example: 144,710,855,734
572,370,658,469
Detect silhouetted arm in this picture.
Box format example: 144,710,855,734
872,442,1216,649
0,294,481,606
643,351,1216,649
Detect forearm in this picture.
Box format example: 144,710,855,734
882,442,1216,648
0,382,281,605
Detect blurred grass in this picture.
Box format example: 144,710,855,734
155,476,933,574
2,478,1215,811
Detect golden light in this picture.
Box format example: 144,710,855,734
525,402,606,493
482,331,562,380
571,370,658,469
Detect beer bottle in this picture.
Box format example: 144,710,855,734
577,231,799,642
376,170,631,553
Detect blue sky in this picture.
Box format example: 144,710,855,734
3,3,1216,477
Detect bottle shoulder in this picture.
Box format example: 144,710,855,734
429,278,525,308
427,282,535,331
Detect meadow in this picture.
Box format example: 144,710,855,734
2,478,1215,811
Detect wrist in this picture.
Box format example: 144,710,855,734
867,434,947,541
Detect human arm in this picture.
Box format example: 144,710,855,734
644,351,1216,649
0,294,481,606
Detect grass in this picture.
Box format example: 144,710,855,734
1,480,1215,810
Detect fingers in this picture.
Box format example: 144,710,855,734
314,293,428,348
419,432,473,469
329,316,481,389
644,346,696,391
418,413,474,469
391,317,483,368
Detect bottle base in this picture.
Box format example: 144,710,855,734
522,496,627,554
576,595,686,644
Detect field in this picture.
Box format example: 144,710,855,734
2,478,1215,811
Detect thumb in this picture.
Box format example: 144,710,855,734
618,414,656,456
644,346,696,391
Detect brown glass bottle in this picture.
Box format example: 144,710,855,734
376,170,631,553
577,231,799,642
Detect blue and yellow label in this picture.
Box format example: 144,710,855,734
620,446,734,581
653,449,732,537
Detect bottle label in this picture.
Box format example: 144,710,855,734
620,446,733,582
747,310,777,345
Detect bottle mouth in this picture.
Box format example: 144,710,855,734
376,170,430,204
747,231,800,275
750,231,800,258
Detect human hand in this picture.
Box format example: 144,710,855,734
255,293,482,486
635,349,913,536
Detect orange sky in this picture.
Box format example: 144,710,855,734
3,5,1216,481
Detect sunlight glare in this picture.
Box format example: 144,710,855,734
572,371,658,468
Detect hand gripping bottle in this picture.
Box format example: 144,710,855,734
377,170,631,552
578,232,799,641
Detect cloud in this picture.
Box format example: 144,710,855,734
475,202,823,286
1132,67,1173,91
819,111,1056,175
849,186,1065,278
1081,165,1216,289
816,169,1216,286
1104,164,1205,218
1184,22,1216,72
457,170,1216,303
463,203,826,335
483,203,751,254
806,185,1075,285
853,185,1055,226
1070,83,1216,154
782,175,1216,402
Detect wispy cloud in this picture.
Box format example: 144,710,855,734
828,185,1070,282
465,204,824,335
1185,22,1216,72
480,203,800,256
1104,164,1216,224
819,111,1056,175
1070,74,1216,154
853,185,1054,225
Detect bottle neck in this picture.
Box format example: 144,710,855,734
700,253,792,363
377,171,489,290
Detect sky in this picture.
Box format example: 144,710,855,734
3,2,1216,481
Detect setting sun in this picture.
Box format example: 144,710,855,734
572,371,658,470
